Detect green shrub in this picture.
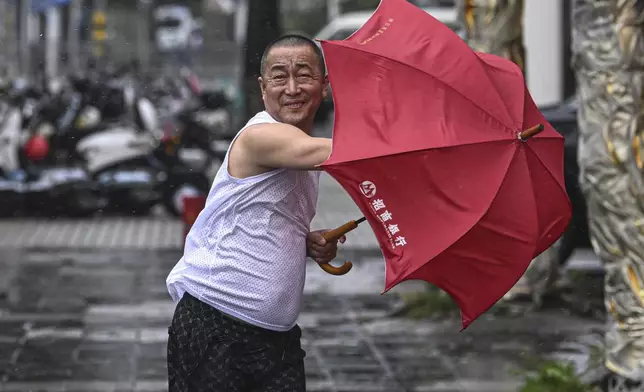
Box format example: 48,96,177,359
519,361,595,392
399,287,459,319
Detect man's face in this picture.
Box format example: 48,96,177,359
258,45,328,131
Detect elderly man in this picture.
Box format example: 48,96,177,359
165,34,343,392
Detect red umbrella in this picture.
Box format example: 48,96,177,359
315,0,572,329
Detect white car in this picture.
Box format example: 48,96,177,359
315,6,464,42
154,5,204,52
313,7,464,123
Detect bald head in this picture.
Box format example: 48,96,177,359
260,34,326,77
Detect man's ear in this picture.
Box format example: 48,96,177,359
322,74,329,99
258,76,266,99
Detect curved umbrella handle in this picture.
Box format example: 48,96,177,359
318,218,365,276
318,260,353,276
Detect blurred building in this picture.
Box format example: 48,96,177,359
2,0,574,107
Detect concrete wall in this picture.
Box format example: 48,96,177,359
524,0,565,106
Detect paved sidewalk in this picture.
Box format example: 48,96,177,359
0,248,602,392
0,174,378,250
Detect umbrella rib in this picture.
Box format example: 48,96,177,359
326,139,506,166
524,149,541,251
475,51,527,130
325,137,559,167
330,43,516,132
524,143,572,212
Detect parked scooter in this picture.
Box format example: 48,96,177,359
0,81,106,217
31,69,210,216
154,69,234,180
0,61,235,218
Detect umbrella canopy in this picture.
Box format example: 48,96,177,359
317,0,572,329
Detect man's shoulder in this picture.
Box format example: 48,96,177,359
243,111,279,129
236,112,284,145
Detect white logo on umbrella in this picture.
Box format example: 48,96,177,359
360,181,376,198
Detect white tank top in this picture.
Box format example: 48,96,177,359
166,111,321,331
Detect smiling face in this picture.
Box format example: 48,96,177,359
258,45,328,133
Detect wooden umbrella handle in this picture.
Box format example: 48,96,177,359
318,220,361,276
518,124,544,141
323,220,359,242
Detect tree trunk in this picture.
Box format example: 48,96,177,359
573,0,644,387
243,0,281,120
458,0,526,74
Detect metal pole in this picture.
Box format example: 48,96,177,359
45,6,61,79
234,0,248,45
91,0,107,60
27,9,40,78
0,0,5,76
68,0,83,73
3,0,18,78
19,0,31,78
234,0,248,128
137,0,151,71
327,0,340,22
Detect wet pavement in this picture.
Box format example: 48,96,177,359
0,247,605,392
0,174,378,250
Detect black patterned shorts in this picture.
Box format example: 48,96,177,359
167,292,306,392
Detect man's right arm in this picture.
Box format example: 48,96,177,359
239,123,332,171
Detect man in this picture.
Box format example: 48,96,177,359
165,34,344,392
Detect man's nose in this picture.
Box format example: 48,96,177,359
285,77,300,95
